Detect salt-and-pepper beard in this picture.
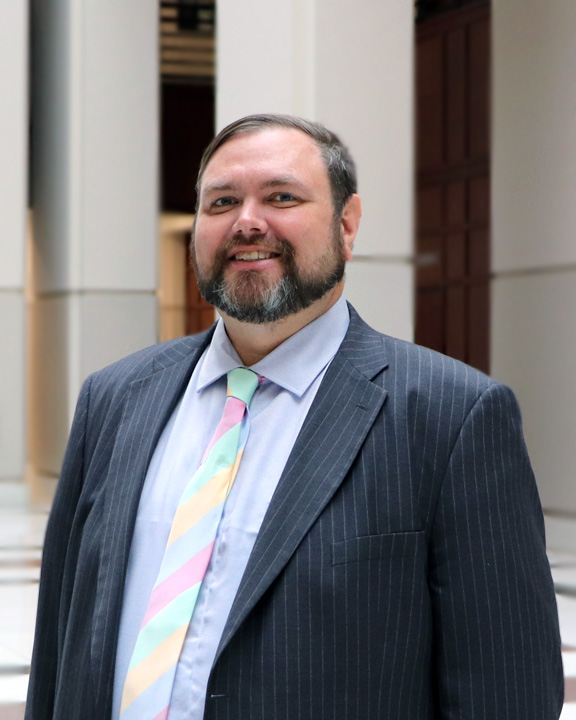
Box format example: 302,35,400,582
190,227,346,324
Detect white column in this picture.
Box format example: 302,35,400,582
0,1,28,486
217,0,414,340
492,0,576,551
31,0,159,475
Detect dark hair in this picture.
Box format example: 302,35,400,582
195,113,357,215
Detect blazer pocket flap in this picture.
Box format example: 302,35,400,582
332,531,425,566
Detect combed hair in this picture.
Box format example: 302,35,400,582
195,113,357,215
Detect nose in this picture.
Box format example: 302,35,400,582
232,199,268,235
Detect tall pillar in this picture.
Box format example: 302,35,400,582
492,0,576,551
30,0,159,475
216,0,414,340
0,1,28,488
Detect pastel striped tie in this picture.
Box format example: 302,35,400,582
120,367,260,720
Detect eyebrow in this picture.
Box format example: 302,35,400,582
202,175,307,196
261,176,306,189
202,181,236,195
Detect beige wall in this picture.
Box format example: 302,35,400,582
492,0,576,550
0,1,28,483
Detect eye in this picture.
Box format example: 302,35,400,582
270,192,299,206
213,197,236,207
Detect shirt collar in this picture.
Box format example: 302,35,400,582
196,296,350,397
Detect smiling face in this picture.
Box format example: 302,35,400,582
191,127,360,325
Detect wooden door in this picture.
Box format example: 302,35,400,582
415,0,491,373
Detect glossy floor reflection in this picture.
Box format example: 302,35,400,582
0,503,575,719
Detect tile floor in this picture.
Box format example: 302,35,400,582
1,501,575,719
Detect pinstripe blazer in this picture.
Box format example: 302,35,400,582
26,305,563,720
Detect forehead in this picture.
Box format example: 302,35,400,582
200,127,329,192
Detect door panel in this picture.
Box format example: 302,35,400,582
415,1,491,374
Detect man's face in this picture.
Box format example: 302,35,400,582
191,127,354,324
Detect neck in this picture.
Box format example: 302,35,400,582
221,284,343,366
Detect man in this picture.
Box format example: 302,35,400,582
26,114,563,719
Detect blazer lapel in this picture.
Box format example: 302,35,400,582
217,307,389,657
90,332,213,703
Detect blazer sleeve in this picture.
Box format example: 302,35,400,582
429,381,564,719
25,376,93,720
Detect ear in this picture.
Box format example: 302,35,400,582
340,194,362,261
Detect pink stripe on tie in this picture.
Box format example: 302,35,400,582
141,541,214,628
152,708,169,720
201,397,245,461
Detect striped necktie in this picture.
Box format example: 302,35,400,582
120,367,260,720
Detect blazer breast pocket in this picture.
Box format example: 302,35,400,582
331,530,425,566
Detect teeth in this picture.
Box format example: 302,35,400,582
234,250,274,261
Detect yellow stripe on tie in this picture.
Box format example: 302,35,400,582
167,450,245,546
121,623,188,713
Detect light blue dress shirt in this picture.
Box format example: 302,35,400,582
112,297,350,719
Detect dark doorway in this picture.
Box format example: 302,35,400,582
160,0,216,335
161,82,216,335
161,83,214,214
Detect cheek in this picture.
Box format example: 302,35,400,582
288,222,335,261
193,220,227,262
271,213,324,248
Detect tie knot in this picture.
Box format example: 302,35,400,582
227,367,259,406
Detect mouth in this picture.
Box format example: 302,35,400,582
229,250,281,262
